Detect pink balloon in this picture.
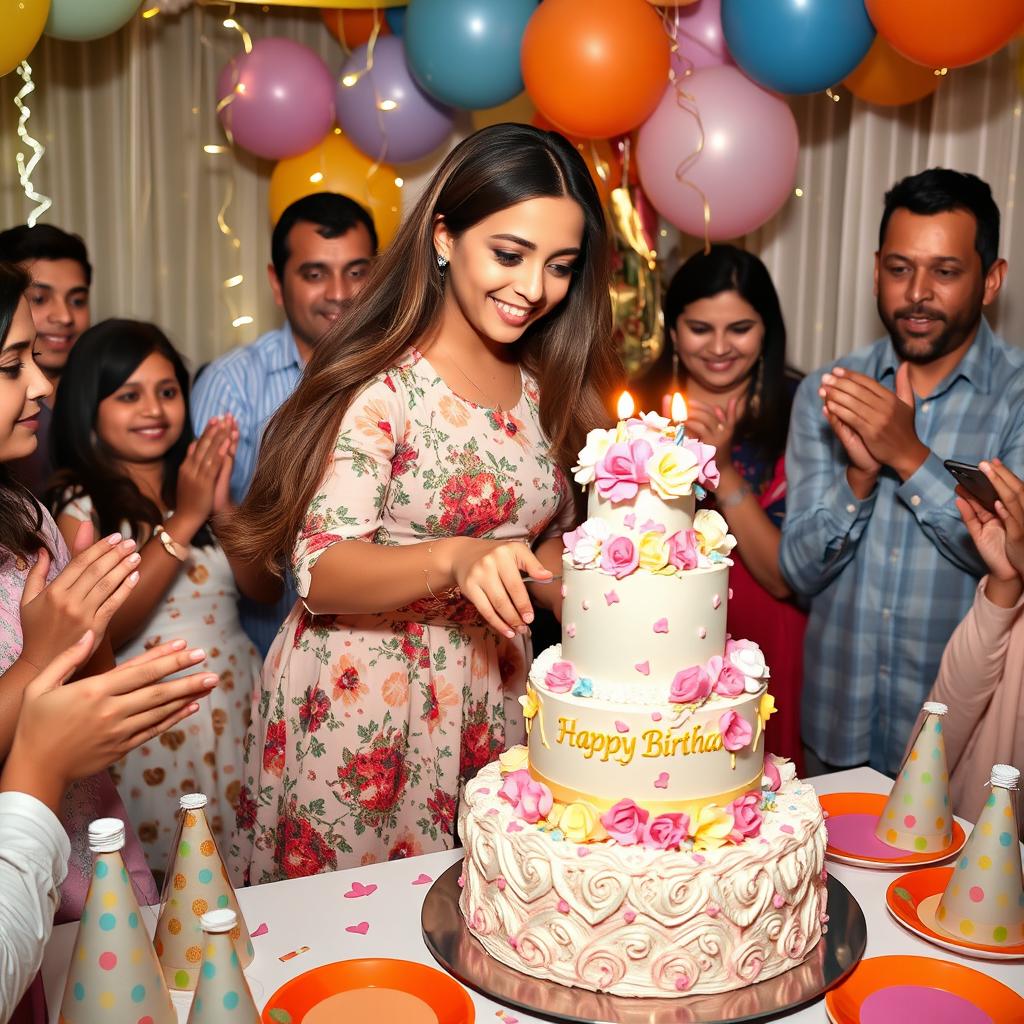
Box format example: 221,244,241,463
668,0,732,75
217,38,336,161
636,68,798,240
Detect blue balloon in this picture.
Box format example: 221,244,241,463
385,7,405,37
721,0,875,95
404,0,538,110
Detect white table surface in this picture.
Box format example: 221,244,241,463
41,767,1023,1022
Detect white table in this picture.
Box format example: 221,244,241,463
41,768,1023,1022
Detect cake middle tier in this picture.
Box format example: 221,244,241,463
527,645,766,818
560,556,729,685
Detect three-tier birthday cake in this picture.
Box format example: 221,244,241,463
457,409,828,997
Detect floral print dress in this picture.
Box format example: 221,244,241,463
235,349,573,881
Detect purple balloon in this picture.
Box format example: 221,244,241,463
636,68,799,240
669,0,732,75
335,37,455,165
217,38,335,161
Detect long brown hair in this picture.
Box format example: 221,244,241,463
226,123,620,576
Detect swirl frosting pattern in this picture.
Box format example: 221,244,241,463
459,761,828,998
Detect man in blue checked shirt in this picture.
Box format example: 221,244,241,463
192,192,377,654
781,168,1024,776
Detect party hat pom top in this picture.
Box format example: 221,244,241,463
185,908,259,1024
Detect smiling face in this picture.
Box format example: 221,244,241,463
434,196,585,348
269,219,375,357
0,296,52,462
875,207,1002,365
670,290,765,396
24,257,91,376
95,351,186,466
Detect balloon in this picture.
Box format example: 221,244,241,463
336,37,454,164
865,0,1024,70
522,0,670,139
668,0,732,75
721,0,875,94
404,0,537,110
321,8,391,48
385,6,405,35
636,68,799,240
217,38,335,161
471,92,537,132
1,0,50,77
236,0,405,5
269,132,402,247
45,0,140,41
844,37,941,106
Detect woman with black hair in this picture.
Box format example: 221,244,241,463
49,320,276,881
663,245,806,768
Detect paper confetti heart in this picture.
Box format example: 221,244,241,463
654,772,669,789
635,660,650,675
653,618,668,633
345,921,370,935
411,873,432,885
344,881,378,899
250,922,269,938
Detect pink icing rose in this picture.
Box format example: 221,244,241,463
684,438,721,488
643,812,691,850
600,798,649,845
600,535,639,579
762,754,782,793
669,665,712,704
727,793,763,842
544,660,577,693
498,769,553,824
718,709,753,752
665,529,699,571
595,439,653,503
707,655,746,697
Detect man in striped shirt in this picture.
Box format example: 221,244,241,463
192,192,377,654
781,169,1024,775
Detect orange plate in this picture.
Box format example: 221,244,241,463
887,866,1024,960
820,792,965,867
261,958,475,1024
825,954,1023,1024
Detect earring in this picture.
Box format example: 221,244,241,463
750,353,764,417
436,253,448,271
671,349,680,388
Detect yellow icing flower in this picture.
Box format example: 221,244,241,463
638,531,670,572
692,803,735,851
693,509,737,556
759,692,777,724
498,745,529,775
646,445,699,500
558,801,603,843
542,802,566,830
518,688,539,736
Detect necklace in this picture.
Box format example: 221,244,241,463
451,358,515,412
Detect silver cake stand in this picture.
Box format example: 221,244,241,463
421,862,866,1024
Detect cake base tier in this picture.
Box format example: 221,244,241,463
425,867,865,1019
457,762,829,998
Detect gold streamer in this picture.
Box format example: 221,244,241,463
13,61,52,228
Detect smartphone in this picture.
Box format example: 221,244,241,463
944,459,999,513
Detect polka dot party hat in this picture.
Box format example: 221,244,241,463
154,795,254,991
58,818,176,1024
936,764,1024,946
184,909,259,1024
874,701,953,852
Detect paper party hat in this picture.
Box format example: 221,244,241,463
875,701,953,852
155,794,254,990
59,818,176,1024
936,764,1024,946
185,909,260,1024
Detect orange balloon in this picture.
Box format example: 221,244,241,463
269,131,401,247
844,37,941,106
865,0,1024,70
521,0,670,140
320,7,391,49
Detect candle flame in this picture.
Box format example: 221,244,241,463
671,392,687,422
616,391,635,420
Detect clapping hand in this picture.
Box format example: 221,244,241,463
686,396,745,471
176,416,234,530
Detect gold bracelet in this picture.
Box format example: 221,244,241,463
423,542,460,605
153,523,189,562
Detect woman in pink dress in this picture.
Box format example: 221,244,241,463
225,124,620,879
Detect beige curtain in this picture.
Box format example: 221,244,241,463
1,10,1021,372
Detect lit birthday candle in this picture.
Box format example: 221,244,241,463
671,392,688,444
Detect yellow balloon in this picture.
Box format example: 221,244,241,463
234,0,405,6
471,92,537,132
269,131,402,248
1,0,51,78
